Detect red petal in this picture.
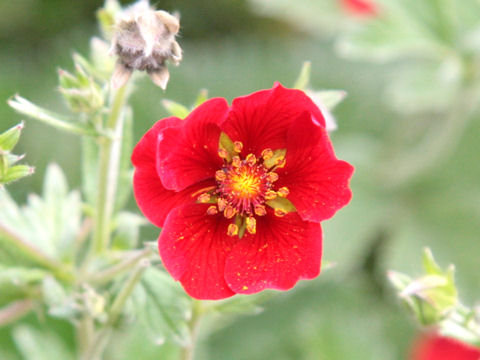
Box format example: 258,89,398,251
410,333,480,360
222,83,325,157
224,211,322,294
158,203,236,300
157,98,229,191
277,113,354,222
341,0,378,16
134,117,210,227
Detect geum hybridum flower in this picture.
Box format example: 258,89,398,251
410,333,480,360
132,83,353,300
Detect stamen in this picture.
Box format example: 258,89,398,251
224,205,237,219
266,172,279,182
233,141,243,153
227,223,239,236
261,148,273,161
277,187,289,198
215,170,226,181
264,190,277,200
217,198,227,212
274,208,288,217
254,204,267,216
206,205,218,215
246,216,256,234
232,156,241,168
218,148,229,159
197,193,211,203
274,157,286,168
245,153,256,166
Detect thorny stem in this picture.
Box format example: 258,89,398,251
91,84,128,254
180,300,204,360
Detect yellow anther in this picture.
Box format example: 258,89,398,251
261,148,273,161
266,172,279,182
215,170,226,181
218,148,229,159
277,187,289,198
197,193,211,203
217,198,227,212
206,205,218,215
264,190,277,201
274,157,286,168
233,141,243,153
224,205,237,219
245,153,257,166
232,156,241,168
227,223,239,237
246,216,256,235
274,208,288,217
254,204,267,216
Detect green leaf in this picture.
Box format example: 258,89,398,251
112,211,147,250
0,122,23,153
130,268,191,346
0,266,47,306
8,95,99,136
208,293,271,316
309,90,347,111
162,99,190,119
293,61,311,90
13,325,74,360
193,89,209,107
1,165,34,185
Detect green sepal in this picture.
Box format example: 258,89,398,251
263,149,286,169
1,165,34,185
162,100,190,119
0,122,24,153
293,61,311,90
266,197,296,213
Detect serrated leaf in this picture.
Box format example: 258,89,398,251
162,100,190,119
13,325,74,360
130,268,191,346
0,122,23,153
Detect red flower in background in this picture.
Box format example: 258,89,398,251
410,333,480,360
341,0,378,17
132,83,353,300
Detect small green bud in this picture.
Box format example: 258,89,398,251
388,248,458,326
58,65,104,114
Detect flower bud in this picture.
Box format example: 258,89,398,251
110,0,182,89
388,248,458,326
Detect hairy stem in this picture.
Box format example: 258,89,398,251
92,84,128,254
180,300,204,360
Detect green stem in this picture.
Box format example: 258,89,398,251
92,84,128,254
180,300,203,360
83,259,149,360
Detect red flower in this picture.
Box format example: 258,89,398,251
341,0,378,17
132,83,354,299
410,333,480,360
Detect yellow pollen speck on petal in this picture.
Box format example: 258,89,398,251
266,172,279,182
254,204,267,216
261,148,273,160
264,190,277,201
197,193,211,203
218,148,229,159
217,198,227,211
246,216,256,234
206,205,218,215
224,205,237,219
227,223,239,236
233,141,243,153
274,208,288,217
232,156,241,168
242,285,248,290
215,170,226,181
245,153,257,166
277,187,289,197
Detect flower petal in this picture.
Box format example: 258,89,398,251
410,333,480,360
224,211,322,294
158,203,236,300
134,117,212,227
277,113,354,222
157,98,229,191
222,83,325,156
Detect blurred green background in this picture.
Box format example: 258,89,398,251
1,0,479,359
